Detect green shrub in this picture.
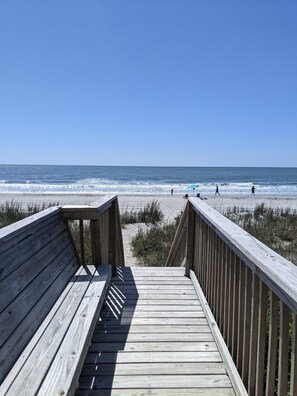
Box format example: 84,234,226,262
130,213,182,266
121,200,164,226
224,204,297,265
0,200,59,229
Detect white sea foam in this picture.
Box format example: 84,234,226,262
0,180,297,195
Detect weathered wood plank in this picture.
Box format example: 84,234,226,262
95,324,212,334
76,389,235,396
0,254,78,386
102,304,203,312
38,265,111,396
189,198,297,314
3,265,96,395
79,374,233,389
0,229,71,312
0,207,60,253
100,311,204,319
85,351,223,364
111,278,192,284
104,297,200,306
0,242,78,348
99,317,208,326
110,284,195,290
81,362,226,376
89,341,217,353
92,332,214,342
0,216,65,282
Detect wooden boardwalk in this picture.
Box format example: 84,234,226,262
76,267,236,395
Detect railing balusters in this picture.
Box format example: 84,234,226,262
291,314,297,396
166,198,297,395
256,281,269,396
237,259,245,374
242,266,252,386
231,255,240,359
248,274,260,395
266,291,279,396
278,301,289,396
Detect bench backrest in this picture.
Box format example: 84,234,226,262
0,207,80,384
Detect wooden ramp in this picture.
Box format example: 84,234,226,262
76,267,236,396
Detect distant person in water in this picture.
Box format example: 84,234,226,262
184,194,189,199
251,185,256,195
215,185,220,196
171,189,174,195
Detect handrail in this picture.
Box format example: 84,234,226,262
61,195,125,275
167,197,297,395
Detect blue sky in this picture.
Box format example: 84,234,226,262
0,0,296,167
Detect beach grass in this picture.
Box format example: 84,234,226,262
224,203,297,265
0,200,59,228
130,213,182,266
121,200,164,225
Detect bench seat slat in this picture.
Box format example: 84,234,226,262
0,254,79,384
1,265,111,396
38,264,111,396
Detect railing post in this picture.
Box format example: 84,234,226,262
185,202,195,277
90,219,102,266
109,200,117,276
79,220,85,266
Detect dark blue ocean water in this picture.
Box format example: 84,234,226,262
0,164,296,195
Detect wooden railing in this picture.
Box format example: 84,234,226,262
166,197,297,396
61,195,125,275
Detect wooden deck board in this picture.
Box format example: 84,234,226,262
77,267,236,395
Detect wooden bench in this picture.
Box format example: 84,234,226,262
0,205,113,395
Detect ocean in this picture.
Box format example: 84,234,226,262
0,164,296,195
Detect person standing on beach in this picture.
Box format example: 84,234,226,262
171,188,174,195
251,185,255,195
215,185,220,196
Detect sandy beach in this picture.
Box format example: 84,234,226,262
1,193,297,266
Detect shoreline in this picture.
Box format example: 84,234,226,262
1,192,297,267
1,193,297,218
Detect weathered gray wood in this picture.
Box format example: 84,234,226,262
0,242,77,348
110,284,195,291
0,216,65,282
90,219,102,266
79,374,233,389
255,281,269,396
79,219,85,265
0,207,60,253
190,270,248,396
85,351,223,364
92,332,213,342
37,265,111,396
111,277,192,284
81,362,225,376
100,317,208,326
89,341,217,353
291,314,297,396
77,390,235,396
248,274,260,395
3,265,96,395
0,254,78,386
102,304,203,312
76,389,235,396
95,325,212,334
265,291,279,396
189,197,297,314
0,229,71,312
278,301,289,396
100,310,204,319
